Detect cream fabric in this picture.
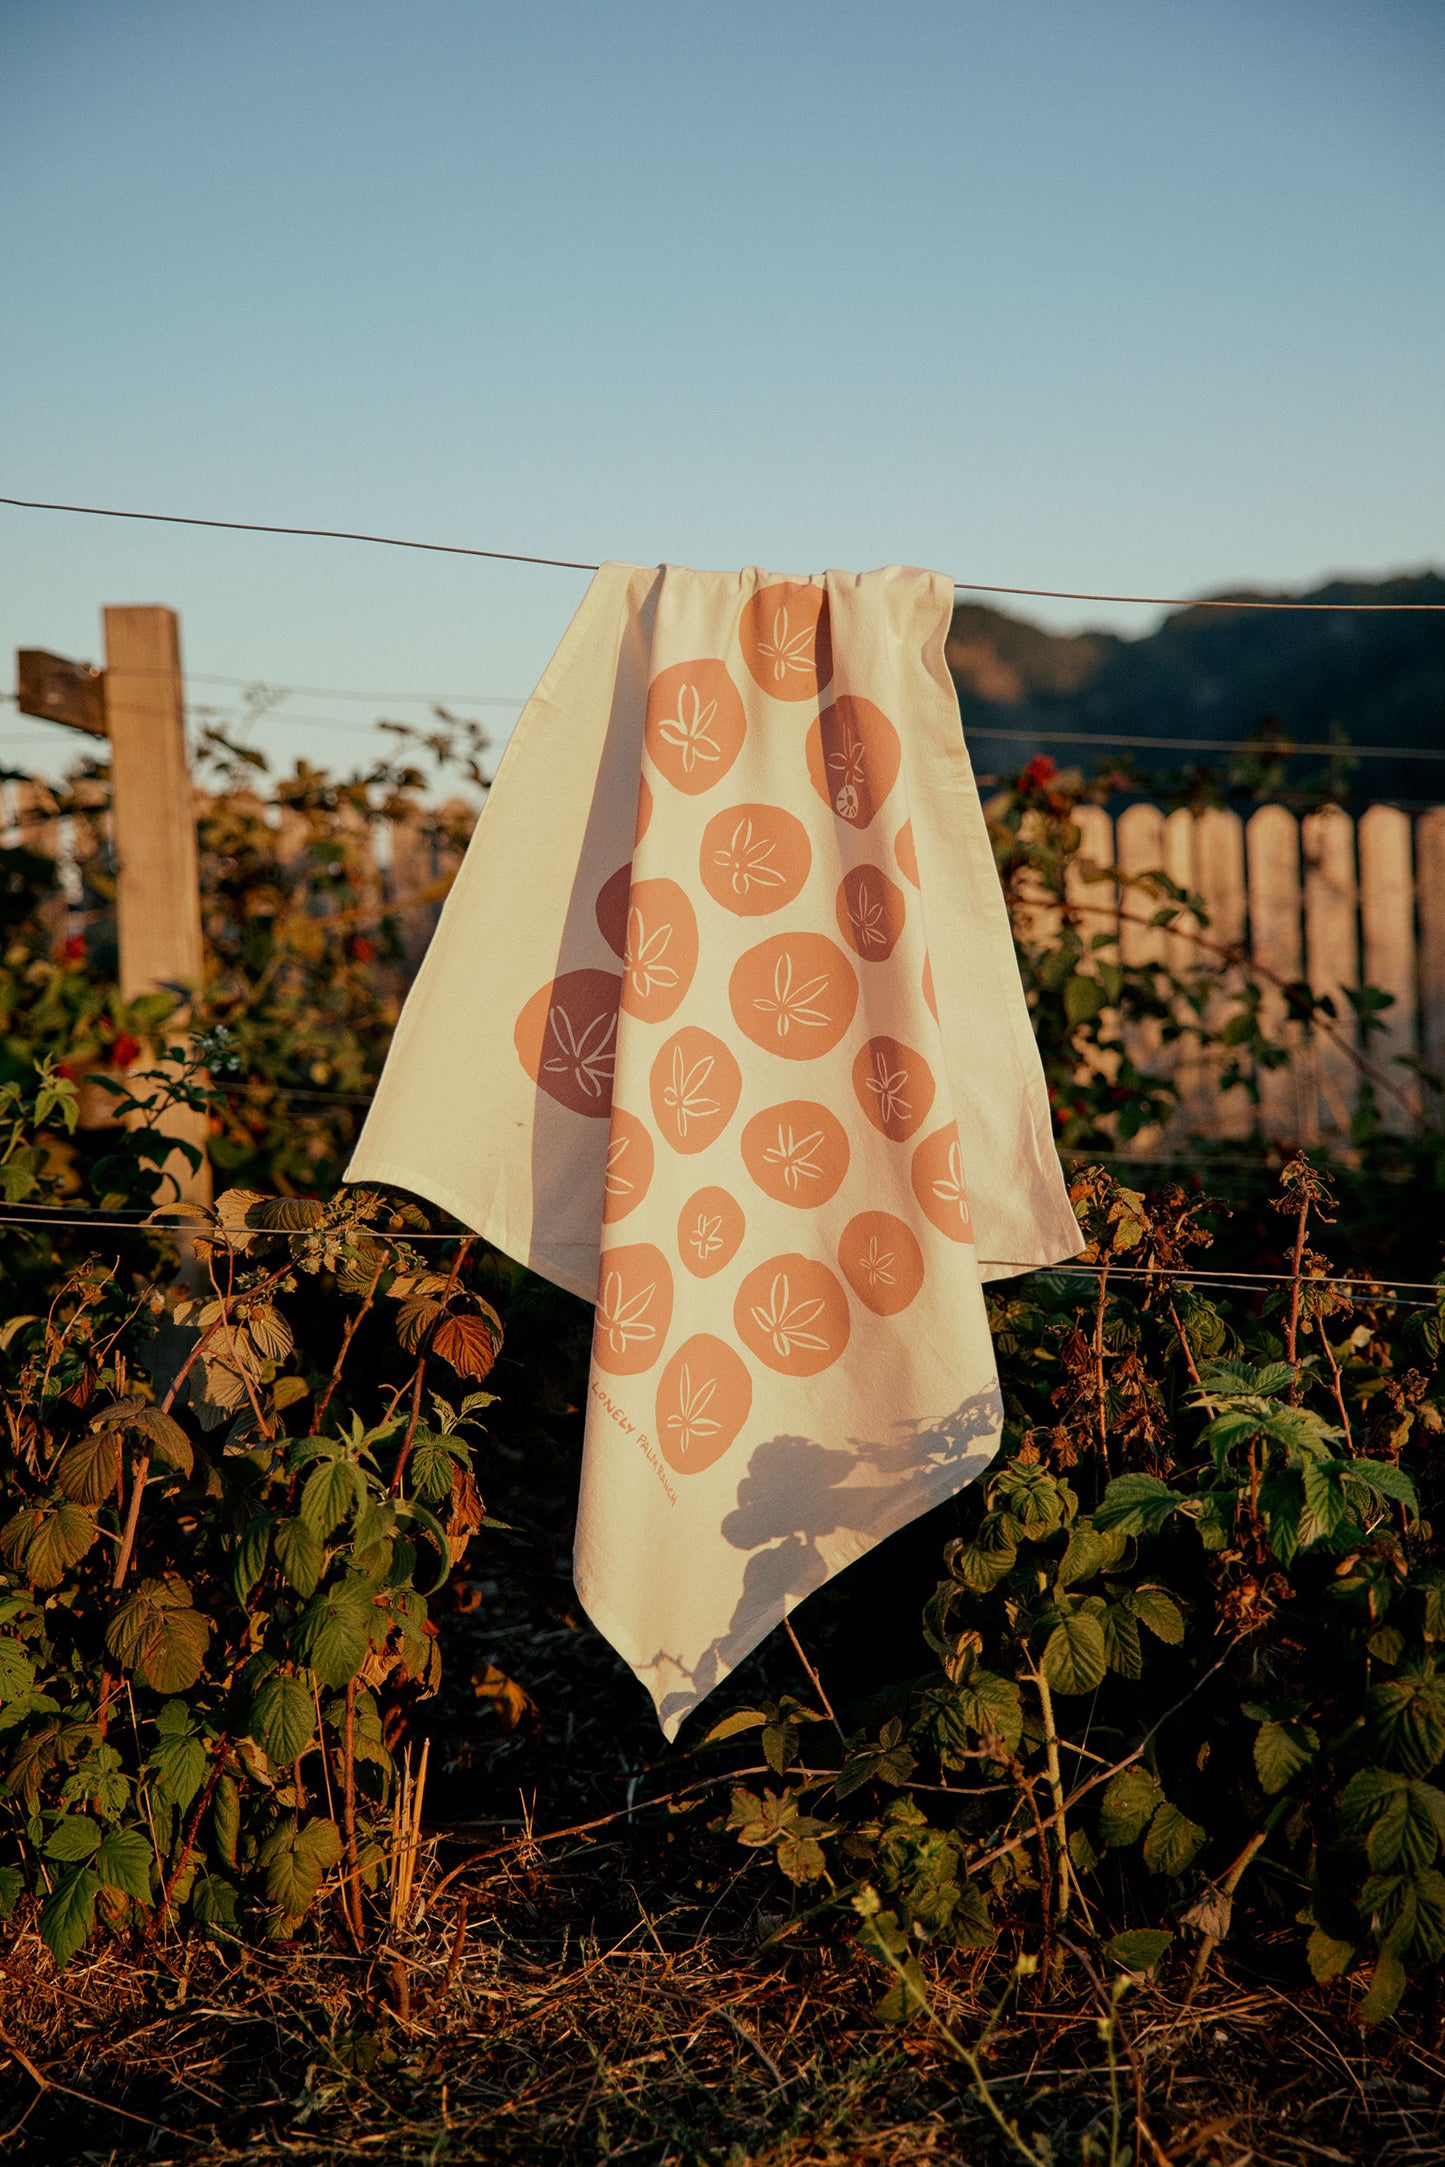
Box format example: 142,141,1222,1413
347,563,1081,1736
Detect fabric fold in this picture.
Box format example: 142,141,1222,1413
347,562,1081,1735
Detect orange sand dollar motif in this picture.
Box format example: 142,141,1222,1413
592,1241,674,1376
594,862,631,957
922,953,938,1021
729,931,858,1060
894,819,920,888
677,1186,746,1278
514,967,621,1118
644,659,746,795
601,1107,654,1225
910,1123,974,1243
634,773,654,844
656,1335,753,1475
835,864,907,962
737,581,832,702
741,1101,850,1209
735,1254,851,1377
619,877,698,1023
699,802,811,917
805,696,901,830
852,1035,936,1143
649,1026,742,1154
838,1211,925,1317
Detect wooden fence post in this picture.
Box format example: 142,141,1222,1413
1357,804,1419,1131
1246,804,1305,1145
101,606,210,1205
1301,805,1359,1140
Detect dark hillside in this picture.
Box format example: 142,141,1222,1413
950,569,1445,799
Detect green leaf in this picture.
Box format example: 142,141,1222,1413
700,1707,768,1746
39,1864,98,1968
1098,1766,1161,1849
1064,972,1106,1026
1340,1769,1445,1871
127,1407,194,1477
1357,1948,1407,2026
1298,1461,1350,1548
1128,1585,1185,1644
273,1518,325,1598
1370,1672,1445,1775
5,1499,100,1587
0,1865,23,1917
1306,1926,1356,1983
44,1814,102,1863
1143,1801,1206,1875
0,1639,36,1705
1057,1525,1126,1588
54,1430,122,1505
105,1579,211,1694
300,1457,363,1539
295,1581,374,1688
149,1732,207,1810
250,1673,316,1765
192,1872,240,1937
1107,1928,1172,1971
245,1303,293,1364
212,1772,240,1867
1254,1718,1319,1794
260,1813,343,1916
1041,1610,1107,1696
1094,1473,1183,1537
1100,1600,1142,1679
1348,1459,1420,1515
928,1671,1024,1762
232,1514,270,1605
407,1432,459,1503
94,1826,154,1902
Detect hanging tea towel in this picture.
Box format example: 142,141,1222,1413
347,563,1081,1736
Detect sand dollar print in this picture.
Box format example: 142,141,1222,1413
513,968,621,1118
601,1106,654,1225
852,1034,936,1143
922,953,938,1021
592,1242,674,1376
699,802,811,917
735,1254,851,1377
594,862,632,957
838,1211,925,1317
805,696,901,829
644,659,746,794
835,864,907,962
677,1186,746,1279
738,581,832,702
894,819,920,887
911,1123,974,1243
729,931,858,1060
649,1026,742,1154
619,877,698,1023
656,1335,753,1475
741,1100,850,1209
634,773,654,843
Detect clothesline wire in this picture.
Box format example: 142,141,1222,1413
0,1207,1437,1305
3,492,1444,612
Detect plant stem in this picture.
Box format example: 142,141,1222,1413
314,1252,387,1431
390,1358,427,1496
150,1738,230,1938
342,1678,365,1946
784,1614,844,1739
1031,1666,1071,1924
1092,1255,1112,1474
1285,1189,1309,1398
1318,1317,1354,1448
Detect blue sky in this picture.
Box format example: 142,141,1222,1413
2,0,1442,780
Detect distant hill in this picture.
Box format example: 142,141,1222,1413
948,570,1445,801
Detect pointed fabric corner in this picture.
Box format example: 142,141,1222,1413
346,562,1082,1738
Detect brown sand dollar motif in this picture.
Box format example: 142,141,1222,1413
741,1101,850,1209
835,864,907,962
729,931,858,1060
619,877,698,1023
805,696,901,829
594,862,632,957
838,1211,925,1317
601,1106,654,1225
513,968,621,1118
677,1186,746,1279
699,802,812,916
656,1335,753,1475
649,1026,742,1154
894,819,920,887
592,1241,674,1376
911,1123,974,1243
645,659,746,794
735,1254,851,1377
738,581,832,702
852,1035,936,1143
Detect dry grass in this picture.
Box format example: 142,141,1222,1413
3,1823,1442,2166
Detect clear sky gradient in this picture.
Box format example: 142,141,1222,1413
2,0,1442,779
